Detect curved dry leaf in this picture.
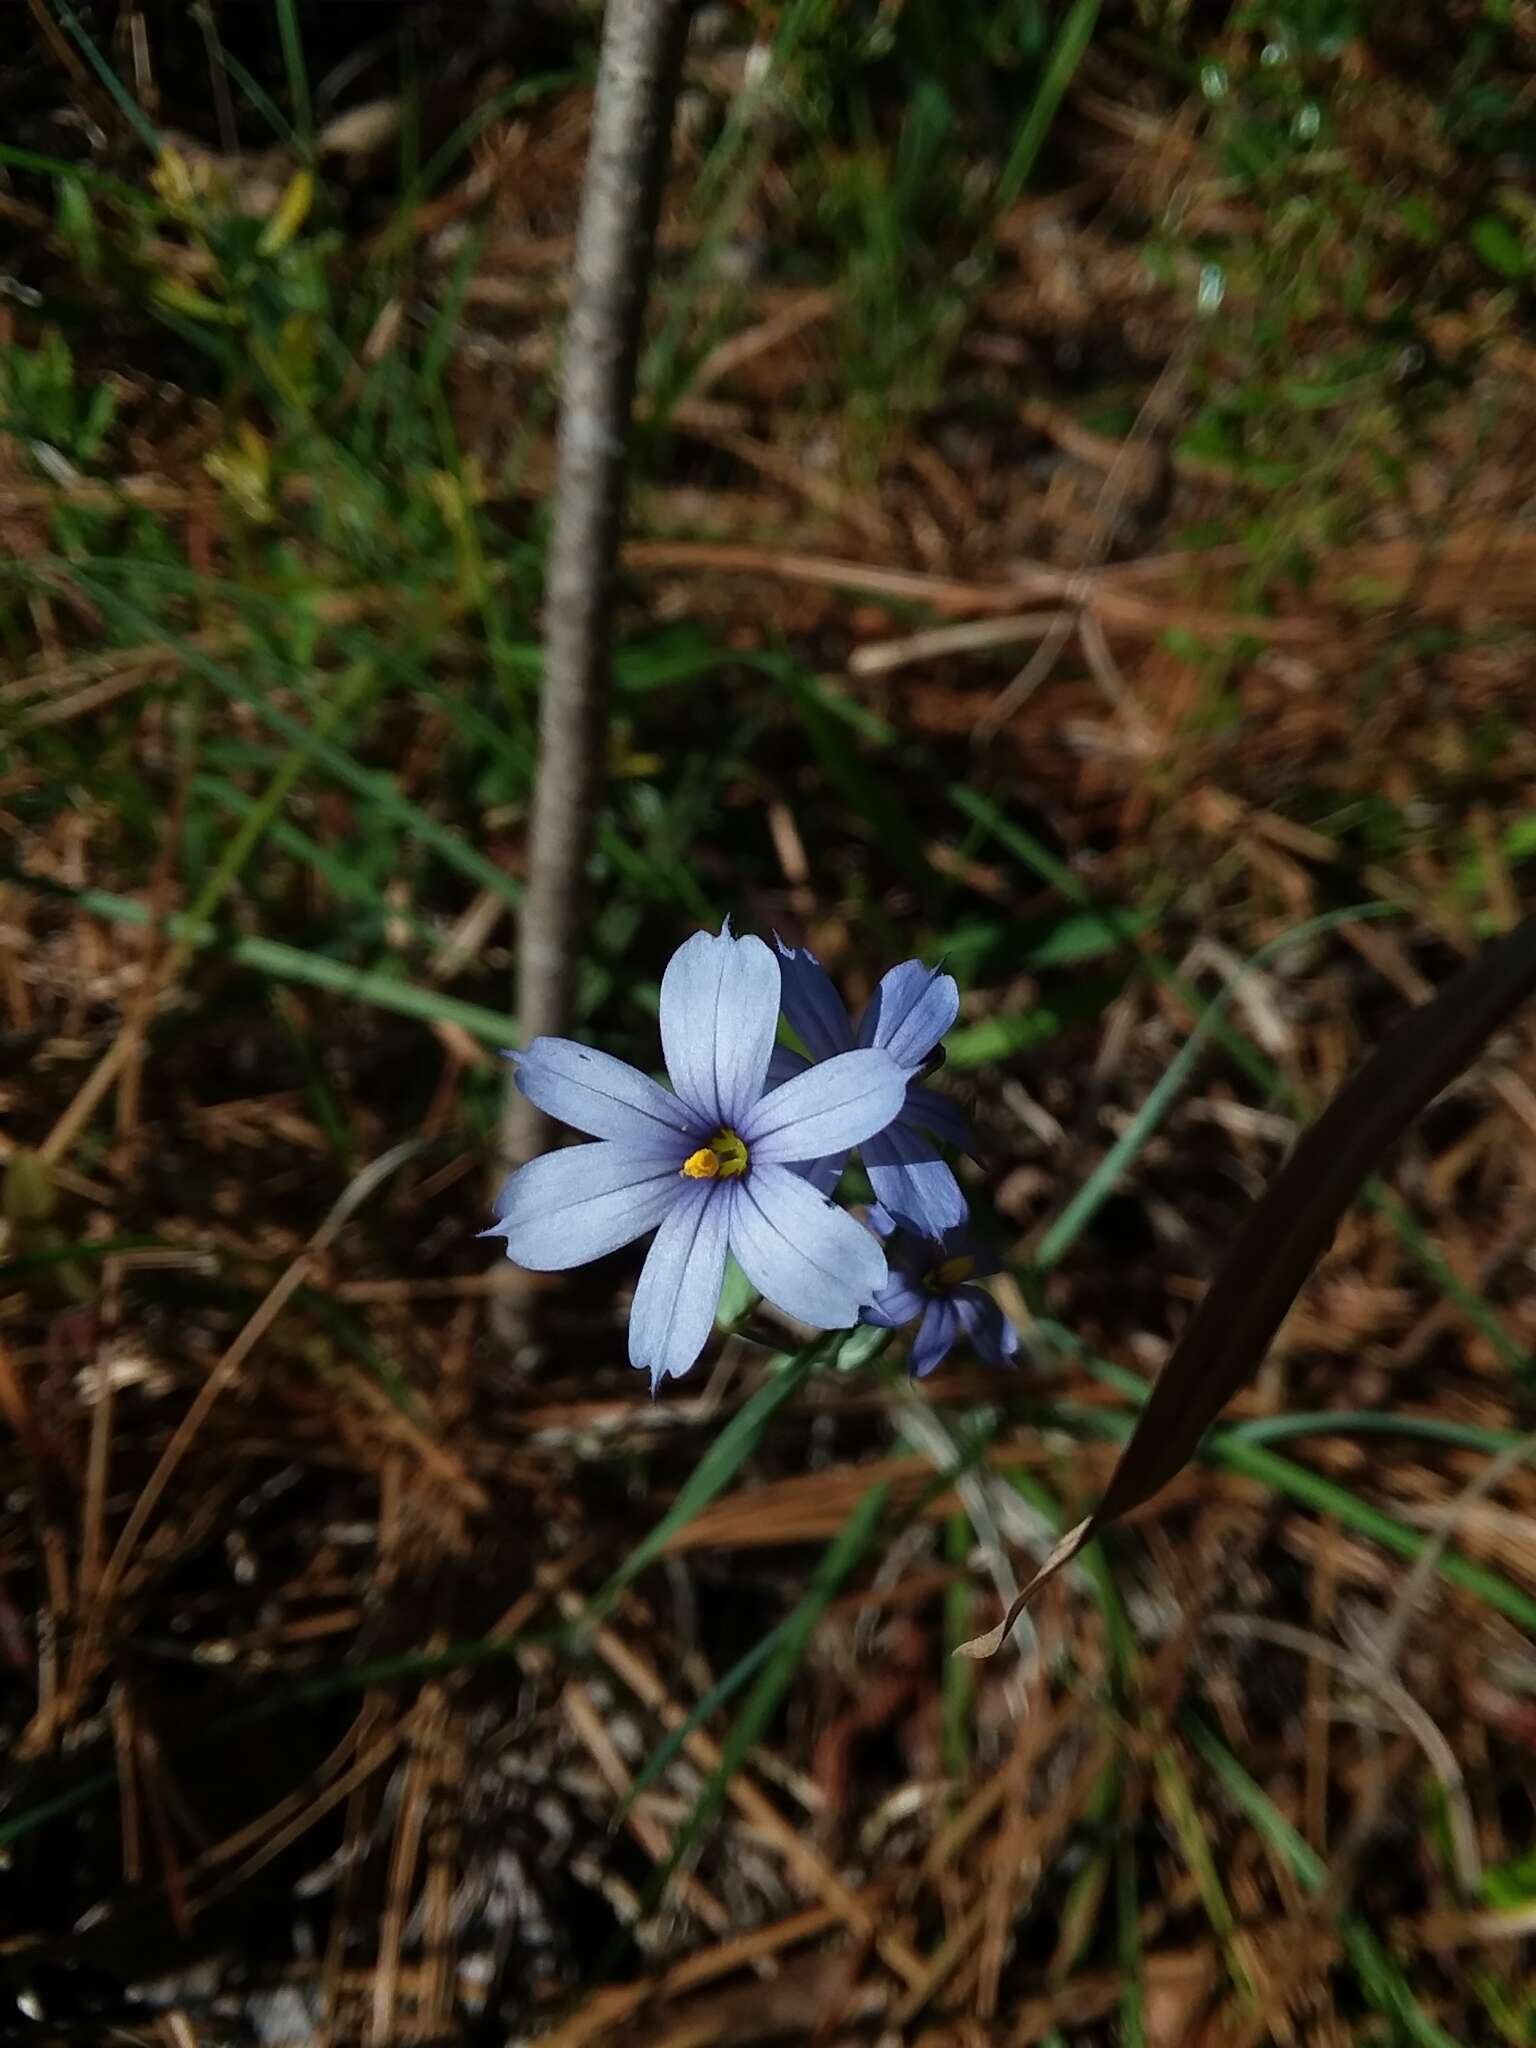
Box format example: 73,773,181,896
959,913,1536,1659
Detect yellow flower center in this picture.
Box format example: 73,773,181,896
680,1128,750,1181
927,1254,976,1291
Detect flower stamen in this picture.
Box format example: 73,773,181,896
680,1129,750,1181
927,1253,976,1291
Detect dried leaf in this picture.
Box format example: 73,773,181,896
959,914,1536,1657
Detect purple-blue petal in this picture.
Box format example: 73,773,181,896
628,1180,732,1388
727,1165,887,1327
953,1288,1020,1368
859,1268,928,1329
740,1047,906,1164
795,1152,847,1197
857,961,959,1071
864,1122,969,1236
513,1037,702,1147
902,1082,973,1153
659,926,780,1128
772,937,854,1062
488,1142,681,1269
909,1297,960,1377
766,1045,809,1091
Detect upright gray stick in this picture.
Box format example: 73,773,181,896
498,0,689,1179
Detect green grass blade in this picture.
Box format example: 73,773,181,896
942,1507,975,1779
617,1370,983,1816
1034,1321,1536,1633
575,1338,832,1635
193,773,407,926
1051,1763,1119,1975
1032,903,1391,1272
789,672,934,892
0,143,149,205
1184,1715,1462,2048
950,783,1274,1089
273,0,312,150
53,571,525,913
998,0,1102,208
1116,1820,1146,2048
958,782,1533,1372
1227,1411,1527,1456
617,1478,890,1939
202,32,293,144
621,1627,784,1813
46,884,522,1046
1372,1189,1533,1374
0,1768,119,1850
0,1234,166,1279
48,0,161,154
1213,1435,1536,1634
409,73,574,206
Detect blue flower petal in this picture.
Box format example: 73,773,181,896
864,1201,900,1240
902,1082,973,1152
864,1122,969,1236
740,1048,906,1163
628,1181,731,1388
955,1288,1019,1368
859,1268,928,1329
513,1037,702,1146
796,1152,847,1197
728,1165,887,1327
773,938,854,1062
772,1062,843,1189
858,961,959,1071
660,926,780,1128
909,1297,960,1377
766,1046,809,1090
488,1142,681,1269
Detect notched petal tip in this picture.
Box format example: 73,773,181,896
772,935,855,1064
660,924,779,1128
865,1137,969,1241
863,959,961,1071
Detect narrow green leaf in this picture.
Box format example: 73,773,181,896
576,1340,829,1634
50,0,161,153
273,0,313,149
998,0,1102,207
622,1627,783,1812
623,1479,889,1927
51,571,526,914
49,884,522,1046
1033,904,1389,1272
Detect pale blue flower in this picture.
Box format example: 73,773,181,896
487,925,907,1388
859,1204,1019,1378
771,939,970,1234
